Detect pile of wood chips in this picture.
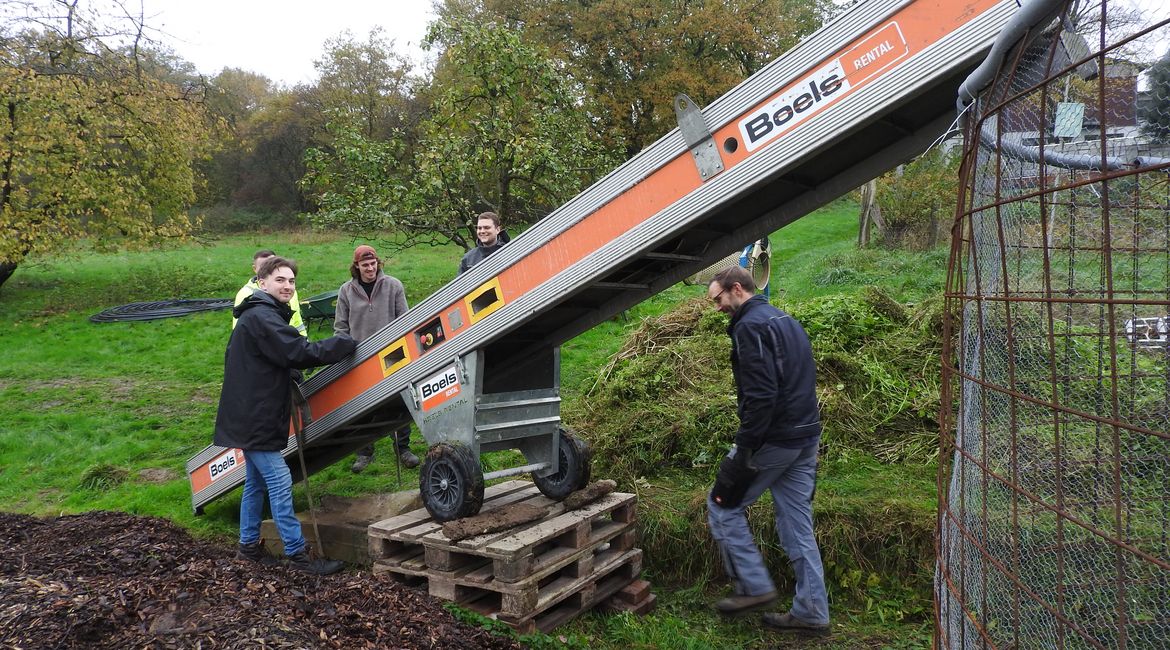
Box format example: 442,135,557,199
0,511,523,649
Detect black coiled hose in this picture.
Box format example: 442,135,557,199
89,298,234,323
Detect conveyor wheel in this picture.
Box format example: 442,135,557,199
534,428,592,500
419,443,484,522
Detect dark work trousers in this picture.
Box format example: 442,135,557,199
356,424,411,458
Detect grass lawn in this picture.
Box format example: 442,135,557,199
0,199,943,648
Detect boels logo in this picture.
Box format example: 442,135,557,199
740,61,849,152
738,21,908,153
418,365,461,411
208,449,244,482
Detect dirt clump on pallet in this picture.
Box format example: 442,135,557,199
0,511,522,649
441,503,549,542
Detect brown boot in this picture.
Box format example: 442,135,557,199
714,590,777,616
762,611,830,634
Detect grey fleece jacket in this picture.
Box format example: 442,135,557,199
334,272,408,343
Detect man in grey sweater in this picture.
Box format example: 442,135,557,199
334,245,419,471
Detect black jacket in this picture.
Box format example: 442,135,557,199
213,291,356,451
458,231,509,275
728,294,822,450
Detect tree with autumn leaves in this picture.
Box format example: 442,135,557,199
303,0,830,251
304,18,616,252
472,0,831,158
1,0,838,286
0,1,212,289
405,18,617,249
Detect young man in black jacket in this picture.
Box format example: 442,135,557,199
705,266,829,633
458,211,507,274
214,256,356,575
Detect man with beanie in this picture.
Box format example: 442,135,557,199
705,266,829,633
458,212,507,275
335,244,418,471
215,256,356,575
233,249,306,337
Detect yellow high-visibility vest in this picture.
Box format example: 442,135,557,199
232,279,307,337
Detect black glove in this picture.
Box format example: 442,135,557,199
710,445,758,509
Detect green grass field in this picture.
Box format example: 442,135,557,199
0,199,946,649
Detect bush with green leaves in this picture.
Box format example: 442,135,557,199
874,148,960,250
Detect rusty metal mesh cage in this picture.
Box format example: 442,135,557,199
937,1,1170,648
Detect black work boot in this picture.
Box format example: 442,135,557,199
351,453,373,474
286,548,345,575
399,449,420,469
236,541,279,567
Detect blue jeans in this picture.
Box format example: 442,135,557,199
240,450,305,557
707,443,829,625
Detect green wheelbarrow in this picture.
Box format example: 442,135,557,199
300,290,339,322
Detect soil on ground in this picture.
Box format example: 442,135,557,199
0,511,523,649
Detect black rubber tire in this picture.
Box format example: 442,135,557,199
419,443,484,522
533,428,593,500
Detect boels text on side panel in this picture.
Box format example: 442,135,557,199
738,20,910,153
208,449,244,483
419,365,461,412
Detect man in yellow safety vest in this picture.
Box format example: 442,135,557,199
233,249,306,337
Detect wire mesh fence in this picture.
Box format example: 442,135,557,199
937,0,1170,648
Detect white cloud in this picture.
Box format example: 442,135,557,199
143,0,435,85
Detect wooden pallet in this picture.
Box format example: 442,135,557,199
369,480,642,633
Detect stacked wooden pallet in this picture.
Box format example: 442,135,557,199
368,480,652,633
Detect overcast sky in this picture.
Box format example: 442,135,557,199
143,0,436,86
14,0,1168,88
